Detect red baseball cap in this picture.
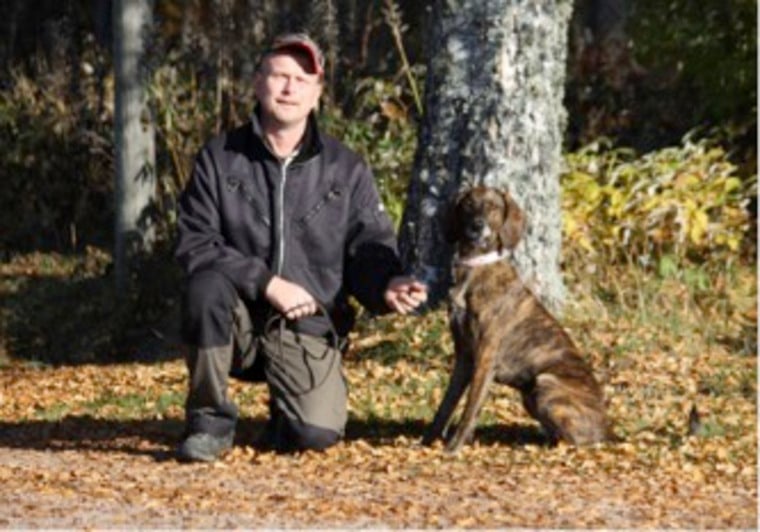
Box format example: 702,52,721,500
266,33,325,76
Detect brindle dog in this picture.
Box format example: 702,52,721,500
422,186,614,453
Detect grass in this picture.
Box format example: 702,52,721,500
0,249,756,444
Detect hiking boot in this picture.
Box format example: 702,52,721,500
177,431,234,463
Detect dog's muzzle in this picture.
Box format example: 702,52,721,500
464,218,490,243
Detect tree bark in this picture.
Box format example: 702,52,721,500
399,0,573,313
113,0,156,291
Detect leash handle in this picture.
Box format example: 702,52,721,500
262,300,344,396
263,300,345,352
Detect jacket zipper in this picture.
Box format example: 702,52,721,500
275,153,298,275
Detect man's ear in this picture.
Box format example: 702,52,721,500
498,190,525,250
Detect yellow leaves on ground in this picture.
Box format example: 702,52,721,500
1,318,756,529
0,257,756,527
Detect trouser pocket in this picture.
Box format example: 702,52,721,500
260,329,348,437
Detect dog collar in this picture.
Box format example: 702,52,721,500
457,249,511,268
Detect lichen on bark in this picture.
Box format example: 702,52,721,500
400,0,573,314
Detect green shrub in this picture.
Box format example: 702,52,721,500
562,135,756,270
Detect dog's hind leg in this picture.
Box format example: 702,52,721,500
445,346,496,453
524,372,610,445
422,346,473,446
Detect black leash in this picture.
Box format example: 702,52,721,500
262,301,344,396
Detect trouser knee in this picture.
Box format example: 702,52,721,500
182,270,238,347
278,417,342,452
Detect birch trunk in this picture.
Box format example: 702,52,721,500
399,0,573,313
113,0,156,291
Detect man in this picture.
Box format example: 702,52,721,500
175,33,427,462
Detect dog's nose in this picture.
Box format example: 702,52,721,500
465,219,485,239
472,219,485,231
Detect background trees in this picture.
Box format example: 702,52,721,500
1,0,753,245
0,0,753,254
0,0,754,361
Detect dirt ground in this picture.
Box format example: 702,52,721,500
0,361,756,529
0,441,756,529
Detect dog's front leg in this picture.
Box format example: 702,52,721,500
422,344,473,446
445,344,496,453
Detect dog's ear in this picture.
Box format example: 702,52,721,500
499,190,525,250
443,190,466,243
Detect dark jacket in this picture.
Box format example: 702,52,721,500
175,109,402,338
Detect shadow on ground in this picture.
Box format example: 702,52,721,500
1,253,182,366
0,415,549,461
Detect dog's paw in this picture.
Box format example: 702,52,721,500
420,431,439,447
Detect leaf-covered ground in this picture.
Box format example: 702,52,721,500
0,253,757,528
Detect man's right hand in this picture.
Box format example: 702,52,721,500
265,276,318,321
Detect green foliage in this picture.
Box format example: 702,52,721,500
630,0,756,127
562,135,756,270
565,0,756,152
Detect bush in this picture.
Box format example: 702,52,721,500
0,70,113,252
562,134,756,270
149,58,222,237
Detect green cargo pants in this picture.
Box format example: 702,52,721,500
185,297,348,451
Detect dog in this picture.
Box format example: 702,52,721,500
422,186,614,453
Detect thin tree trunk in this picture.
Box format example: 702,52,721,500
113,0,156,292
399,0,573,313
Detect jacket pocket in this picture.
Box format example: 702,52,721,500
296,185,347,266
226,174,271,227
297,185,343,227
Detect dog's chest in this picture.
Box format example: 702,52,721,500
449,264,517,339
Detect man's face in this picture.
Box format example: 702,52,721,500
254,51,322,128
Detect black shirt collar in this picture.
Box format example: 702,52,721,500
250,105,323,164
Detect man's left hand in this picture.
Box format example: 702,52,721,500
384,276,428,315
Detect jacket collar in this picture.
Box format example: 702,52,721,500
250,105,323,164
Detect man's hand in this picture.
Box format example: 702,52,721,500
384,276,428,315
265,276,317,320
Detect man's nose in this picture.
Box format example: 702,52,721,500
281,78,293,92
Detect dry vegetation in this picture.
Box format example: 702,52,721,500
0,249,756,528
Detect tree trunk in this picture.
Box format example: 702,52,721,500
113,0,156,292
399,0,573,313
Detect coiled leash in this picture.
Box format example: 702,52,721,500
262,300,345,396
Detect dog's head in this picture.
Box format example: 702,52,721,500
445,186,525,254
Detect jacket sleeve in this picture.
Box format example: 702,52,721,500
344,165,403,314
174,145,274,301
